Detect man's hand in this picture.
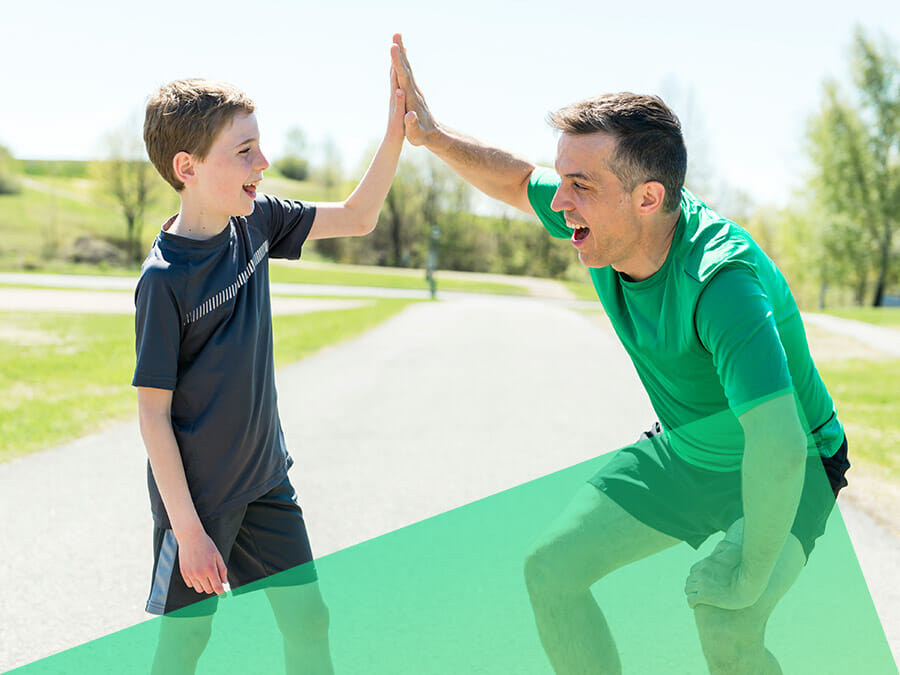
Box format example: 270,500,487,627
390,33,438,147
684,538,767,610
176,527,228,596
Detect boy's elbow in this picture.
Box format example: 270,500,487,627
356,216,377,237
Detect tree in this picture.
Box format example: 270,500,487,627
377,156,425,267
314,135,343,199
0,143,20,195
807,28,899,306
97,123,158,263
274,126,310,181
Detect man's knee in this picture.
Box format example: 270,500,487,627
523,538,607,598
694,604,767,669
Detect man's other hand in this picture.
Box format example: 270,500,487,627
684,538,766,610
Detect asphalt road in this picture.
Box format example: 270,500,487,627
1,294,897,671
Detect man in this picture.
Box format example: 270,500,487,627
390,34,849,675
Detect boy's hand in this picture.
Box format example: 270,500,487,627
387,58,406,144
391,33,437,147
177,527,229,595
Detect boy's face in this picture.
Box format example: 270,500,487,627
192,112,269,218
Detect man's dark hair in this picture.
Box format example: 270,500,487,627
547,93,687,212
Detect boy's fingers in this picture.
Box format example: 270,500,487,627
217,555,229,586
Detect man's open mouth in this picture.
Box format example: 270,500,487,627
573,226,590,243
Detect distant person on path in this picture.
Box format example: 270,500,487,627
133,68,405,674
390,34,849,674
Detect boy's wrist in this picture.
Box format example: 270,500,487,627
170,512,205,541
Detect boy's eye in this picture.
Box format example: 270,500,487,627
238,148,251,155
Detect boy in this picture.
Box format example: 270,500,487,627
134,66,405,674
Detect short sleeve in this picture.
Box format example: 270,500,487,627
695,264,794,416
254,194,317,260
527,167,573,240
132,269,181,390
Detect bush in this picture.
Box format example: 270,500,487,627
274,156,310,182
0,144,21,195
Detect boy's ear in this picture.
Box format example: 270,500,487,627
172,151,197,186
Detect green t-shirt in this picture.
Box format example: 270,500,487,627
528,167,843,471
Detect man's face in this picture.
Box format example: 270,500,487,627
193,112,269,218
550,132,641,270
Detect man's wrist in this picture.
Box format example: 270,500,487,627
424,122,451,154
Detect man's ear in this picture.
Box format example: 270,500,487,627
634,181,666,215
172,151,197,186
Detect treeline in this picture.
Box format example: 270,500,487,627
311,154,580,280
2,27,896,305
737,27,899,308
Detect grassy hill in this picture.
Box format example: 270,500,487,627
0,160,349,272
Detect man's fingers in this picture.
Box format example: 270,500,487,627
390,36,419,95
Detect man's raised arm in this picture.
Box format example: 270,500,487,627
391,33,537,216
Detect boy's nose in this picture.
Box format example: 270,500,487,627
256,151,270,171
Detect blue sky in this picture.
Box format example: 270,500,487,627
2,0,898,207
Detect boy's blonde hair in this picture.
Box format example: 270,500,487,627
144,79,255,191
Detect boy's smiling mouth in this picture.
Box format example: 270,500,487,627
242,180,260,197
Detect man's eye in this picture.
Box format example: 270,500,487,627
573,182,587,191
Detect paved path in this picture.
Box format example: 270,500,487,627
0,287,370,316
803,312,900,357
0,291,897,671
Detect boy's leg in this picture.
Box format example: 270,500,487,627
692,520,806,675
145,509,246,673
228,478,333,674
266,583,333,675
151,614,215,675
524,483,681,674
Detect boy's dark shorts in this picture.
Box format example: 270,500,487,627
589,423,850,560
146,477,317,617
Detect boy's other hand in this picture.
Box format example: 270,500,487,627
177,528,229,595
391,33,437,147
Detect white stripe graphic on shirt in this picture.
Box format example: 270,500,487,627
183,240,269,326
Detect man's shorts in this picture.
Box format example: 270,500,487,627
589,423,850,559
146,477,317,616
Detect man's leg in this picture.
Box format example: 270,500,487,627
523,483,681,674
693,519,806,675
265,582,334,675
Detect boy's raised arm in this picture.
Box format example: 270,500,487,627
307,63,406,240
137,387,228,596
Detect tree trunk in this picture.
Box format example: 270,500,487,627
871,222,893,307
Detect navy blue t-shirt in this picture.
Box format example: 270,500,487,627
133,195,316,528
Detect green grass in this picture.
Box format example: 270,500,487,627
823,307,900,328
0,174,178,269
817,358,900,481
270,262,527,296
0,299,415,463
1,172,527,296
562,279,598,301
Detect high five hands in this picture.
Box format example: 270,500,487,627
390,33,438,147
